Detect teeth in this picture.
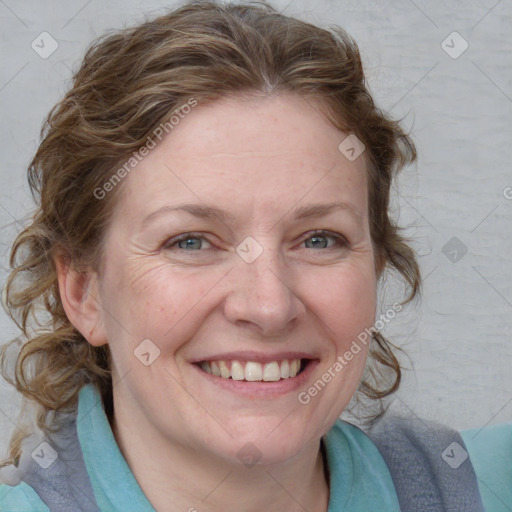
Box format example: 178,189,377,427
211,361,221,377
245,361,262,381
280,360,290,378
263,361,281,381
198,358,304,381
290,359,299,378
219,360,230,379
231,361,245,381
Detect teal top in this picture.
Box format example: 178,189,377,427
461,422,512,512
0,383,510,511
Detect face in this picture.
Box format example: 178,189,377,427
92,93,378,466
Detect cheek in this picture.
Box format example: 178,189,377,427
102,260,221,349
310,261,377,345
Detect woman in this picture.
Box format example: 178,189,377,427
0,1,509,511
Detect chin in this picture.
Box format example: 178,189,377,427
206,417,319,468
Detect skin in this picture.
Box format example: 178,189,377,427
56,92,382,512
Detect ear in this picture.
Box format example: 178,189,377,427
54,251,108,347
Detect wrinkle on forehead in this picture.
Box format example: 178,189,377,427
182,150,302,159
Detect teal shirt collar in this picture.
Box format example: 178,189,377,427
77,383,156,511
77,383,399,511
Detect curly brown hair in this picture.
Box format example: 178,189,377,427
0,0,420,467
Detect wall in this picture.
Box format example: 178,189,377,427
0,0,510,459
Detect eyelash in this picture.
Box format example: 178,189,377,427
162,230,348,252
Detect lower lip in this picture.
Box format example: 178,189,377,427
192,360,319,397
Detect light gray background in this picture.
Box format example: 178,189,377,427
0,0,511,458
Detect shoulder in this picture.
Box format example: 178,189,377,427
325,419,396,479
0,429,50,512
0,482,50,512
326,418,381,453
461,422,512,512
323,420,401,511
0,407,99,512
361,413,486,512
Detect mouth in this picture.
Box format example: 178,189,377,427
195,358,312,382
190,351,319,396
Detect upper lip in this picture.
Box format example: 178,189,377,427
190,351,318,364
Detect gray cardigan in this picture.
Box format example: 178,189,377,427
11,411,484,511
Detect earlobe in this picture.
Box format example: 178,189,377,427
54,252,108,347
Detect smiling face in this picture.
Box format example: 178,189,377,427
90,92,379,466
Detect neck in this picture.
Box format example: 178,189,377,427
112,409,329,512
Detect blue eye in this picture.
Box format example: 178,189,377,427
162,230,348,253
303,231,347,250
177,237,203,250
164,234,211,251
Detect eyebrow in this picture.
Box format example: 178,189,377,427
141,201,363,229
141,204,236,229
294,201,363,223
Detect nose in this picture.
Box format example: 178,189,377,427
223,241,306,337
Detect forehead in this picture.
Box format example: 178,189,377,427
110,92,368,224
165,93,354,162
